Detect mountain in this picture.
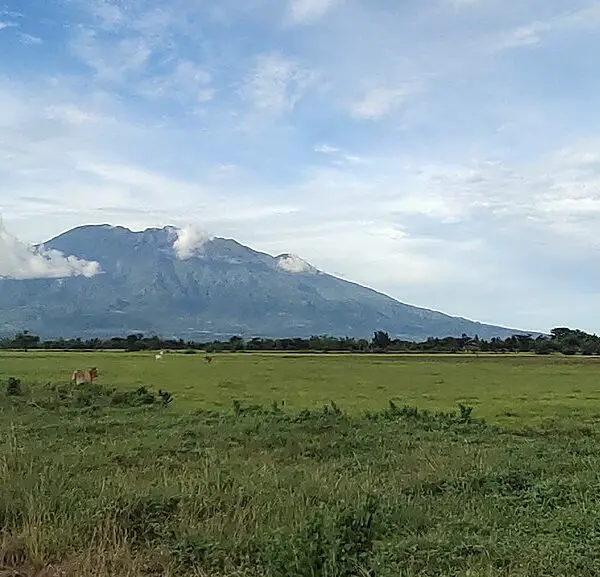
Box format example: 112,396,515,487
0,224,533,340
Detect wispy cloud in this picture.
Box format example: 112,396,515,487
140,60,214,104
286,0,338,25
71,28,152,83
86,0,126,29
241,53,315,119
349,85,421,120
493,4,600,51
314,144,339,154
314,143,363,166
18,32,42,45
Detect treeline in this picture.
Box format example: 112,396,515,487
1,327,599,355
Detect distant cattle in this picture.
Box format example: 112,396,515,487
72,367,98,385
155,350,165,360
205,355,213,364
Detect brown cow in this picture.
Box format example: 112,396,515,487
71,367,98,385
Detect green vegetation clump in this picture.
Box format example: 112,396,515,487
2,380,174,411
4,376,22,396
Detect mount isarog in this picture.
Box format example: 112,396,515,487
0,225,533,340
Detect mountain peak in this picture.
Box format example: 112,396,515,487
0,222,535,340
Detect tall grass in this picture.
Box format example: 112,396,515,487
2,379,600,575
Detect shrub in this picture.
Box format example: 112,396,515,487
5,377,22,396
110,386,156,407
458,403,474,423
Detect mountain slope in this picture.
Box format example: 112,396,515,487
0,225,533,340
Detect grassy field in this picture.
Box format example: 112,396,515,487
2,350,600,425
2,352,600,576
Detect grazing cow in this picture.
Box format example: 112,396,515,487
155,350,165,360
71,367,98,385
204,355,213,364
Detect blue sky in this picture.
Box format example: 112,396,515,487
1,0,600,333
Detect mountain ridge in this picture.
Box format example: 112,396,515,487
0,224,537,340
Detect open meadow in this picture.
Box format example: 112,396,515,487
3,350,600,425
3,351,600,576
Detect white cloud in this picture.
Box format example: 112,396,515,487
69,2,213,108
0,219,100,279
287,0,338,25
45,104,114,126
242,53,315,119
173,225,212,260
314,143,339,154
71,29,152,83
0,76,301,241
247,216,460,286
349,85,419,120
18,33,42,45
495,25,544,50
141,60,213,103
0,8,23,18
82,0,174,37
314,143,364,166
86,0,126,29
277,253,318,273
493,4,600,52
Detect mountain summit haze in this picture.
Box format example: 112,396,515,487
0,225,532,341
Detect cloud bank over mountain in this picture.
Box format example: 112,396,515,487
172,226,212,260
0,220,100,279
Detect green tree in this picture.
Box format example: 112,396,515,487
581,340,599,356
229,335,245,351
372,331,391,350
560,336,581,356
534,338,555,355
13,331,40,351
551,327,574,341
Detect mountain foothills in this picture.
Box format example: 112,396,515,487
0,225,533,340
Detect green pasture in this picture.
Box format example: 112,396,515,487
1,350,600,425
3,352,600,575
